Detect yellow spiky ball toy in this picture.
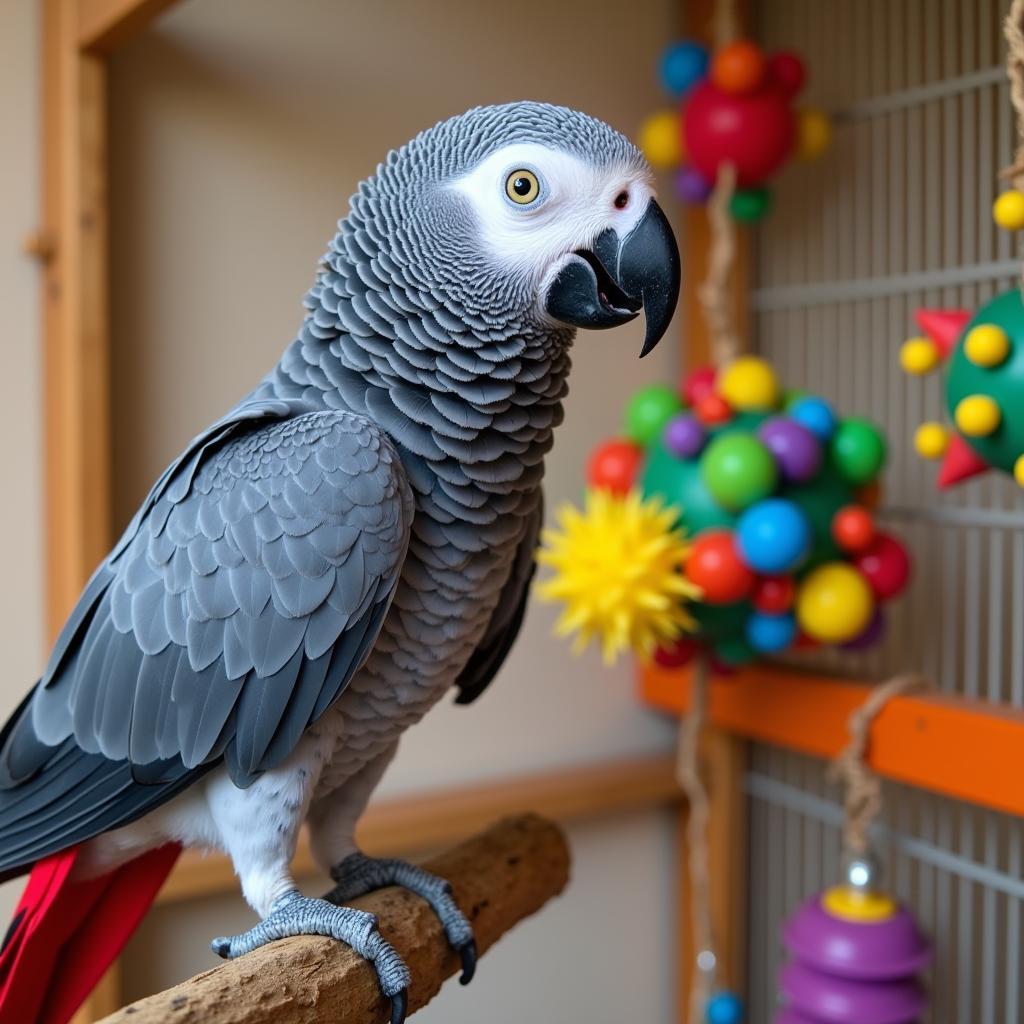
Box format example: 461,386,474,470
536,489,699,664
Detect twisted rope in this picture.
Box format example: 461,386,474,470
697,163,741,366
675,657,714,1024
828,673,929,854
1004,0,1024,189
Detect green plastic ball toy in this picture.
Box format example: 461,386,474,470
729,187,772,223
625,385,684,445
830,418,887,484
700,434,778,511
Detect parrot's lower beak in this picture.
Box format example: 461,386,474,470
543,198,681,357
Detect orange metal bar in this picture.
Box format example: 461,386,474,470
641,663,1024,818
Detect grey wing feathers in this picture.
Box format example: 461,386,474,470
454,496,541,705
0,406,412,877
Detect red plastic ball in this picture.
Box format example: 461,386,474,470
831,505,876,553
587,439,643,495
695,392,734,426
683,365,718,406
683,80,796,188
752,575,796,614
854,532,911,601
768,51,806,97
653,636,699,669
711,40,766,95
685,531,756,605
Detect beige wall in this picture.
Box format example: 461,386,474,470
2,0,684,1017
0,0,44,923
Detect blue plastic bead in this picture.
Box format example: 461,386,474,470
660,41,709,96
736,499,811,575
706,991,744,1024
790,396,837,441
745,611,797,653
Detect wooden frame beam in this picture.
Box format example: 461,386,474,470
77,0,179,54
641,664,1024,819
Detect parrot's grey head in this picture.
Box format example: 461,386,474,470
338,102,680,357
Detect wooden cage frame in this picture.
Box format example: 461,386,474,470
33,0,1024,1020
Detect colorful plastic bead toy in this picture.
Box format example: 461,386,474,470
638,39,831,221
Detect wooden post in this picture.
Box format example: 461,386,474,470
673,0,752,1016
37,5,181,1019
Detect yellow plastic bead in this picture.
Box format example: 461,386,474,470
796,108,832,161
637,110,683,170
914,422,949,460
717,356,780,411
963,324,1010,367
899,336,940,375
795,563,874,644
993,190,1024,230
954,394,1002,437
1015,455,1024,487
822,885,897,923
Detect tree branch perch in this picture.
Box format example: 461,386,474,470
97,814,571,1024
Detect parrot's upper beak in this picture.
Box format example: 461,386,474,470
543,198,681,357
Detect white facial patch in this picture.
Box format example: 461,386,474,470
450,142,654,286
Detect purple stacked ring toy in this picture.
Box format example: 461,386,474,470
775,886,930,1023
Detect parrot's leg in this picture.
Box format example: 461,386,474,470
307,742,478,987
211,891,410,1023
326,853,477,984
205,742,411,1024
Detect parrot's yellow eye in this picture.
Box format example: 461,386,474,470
505,169,541,205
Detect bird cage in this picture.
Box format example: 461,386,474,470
748,1,1024,1019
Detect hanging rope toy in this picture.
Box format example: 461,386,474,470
582,359,907,672
639,37,831,222
776,677,932,1022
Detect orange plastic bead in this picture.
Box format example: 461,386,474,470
711,40,767,95
695,392,734,425
831,505,876,553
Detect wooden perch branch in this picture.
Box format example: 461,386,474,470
98,815,570,1024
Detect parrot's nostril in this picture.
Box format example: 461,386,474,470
614,190,630,210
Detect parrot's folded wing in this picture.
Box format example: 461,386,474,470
0,406,413,879
454,496,542,705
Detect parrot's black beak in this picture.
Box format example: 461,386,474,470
544,198,680,357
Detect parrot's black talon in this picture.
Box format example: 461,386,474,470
389,988,408,1024
211,938,231,958
457,939,477,985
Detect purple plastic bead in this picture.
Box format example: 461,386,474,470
676,167,713,204
780,962,926,1024
775,892,931,1024
757,417,822,482
842,608,886,652
663,414,706,458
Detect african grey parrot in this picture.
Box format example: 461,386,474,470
0,102,679,1024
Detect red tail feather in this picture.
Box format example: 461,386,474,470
0,844,180,1024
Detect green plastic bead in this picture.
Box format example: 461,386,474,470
829,418,887,484
625,385,684,446
729,187,772,223
700,434,778,511
715,637,757,666
641,437,736,535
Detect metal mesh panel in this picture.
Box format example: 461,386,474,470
747,2,1024,1019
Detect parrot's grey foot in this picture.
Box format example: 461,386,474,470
327,852,477,985
211,889,410,1024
